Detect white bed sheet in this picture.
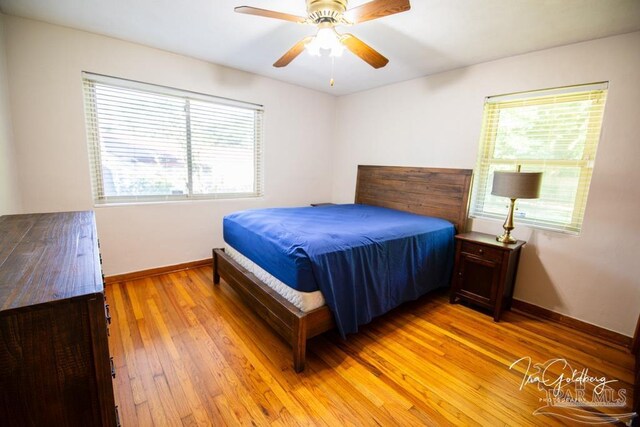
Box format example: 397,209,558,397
224,244,325,313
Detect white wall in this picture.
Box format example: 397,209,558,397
332,32,640,337
3,16,335,275
0,14,20,215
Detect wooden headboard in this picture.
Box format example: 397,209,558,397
355,165,473,233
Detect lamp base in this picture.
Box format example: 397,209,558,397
496,232,517,244
496,198,518,244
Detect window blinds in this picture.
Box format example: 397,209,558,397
470,82,608,234
82,73,264,204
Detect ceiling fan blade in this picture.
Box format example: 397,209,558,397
274,37,314,67
339,34,389,69
343,0,411,24
234,6,307,23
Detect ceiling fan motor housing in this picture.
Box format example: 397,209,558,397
306,0,348,23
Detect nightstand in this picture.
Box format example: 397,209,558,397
449,231,525,321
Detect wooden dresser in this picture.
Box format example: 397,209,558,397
0,211,118,426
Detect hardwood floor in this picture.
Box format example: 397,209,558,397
106,267,635,426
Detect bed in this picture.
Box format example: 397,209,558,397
213,165,473,372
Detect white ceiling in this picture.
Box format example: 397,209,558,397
1,0,639,95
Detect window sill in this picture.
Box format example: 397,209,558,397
469,213,582,236
93,195,264,208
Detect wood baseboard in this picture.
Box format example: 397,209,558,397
511,299,632,349
104,258,212,285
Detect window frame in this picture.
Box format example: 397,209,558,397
470,82,608,234
82,72,264,205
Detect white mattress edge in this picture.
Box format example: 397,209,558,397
223,244,325,313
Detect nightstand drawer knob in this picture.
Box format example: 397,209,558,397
478,248,484,254
458,271,462,277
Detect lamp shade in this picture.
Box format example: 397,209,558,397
491,171,542,199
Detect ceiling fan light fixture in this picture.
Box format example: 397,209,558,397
237,0,411,69
305,27,345,57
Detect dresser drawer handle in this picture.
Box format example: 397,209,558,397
110,357,116,378
115,405,121,427
458,271,463,277
478,248,484,254
105,304,111,325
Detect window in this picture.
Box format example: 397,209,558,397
83,73,263,204
471,83,607,234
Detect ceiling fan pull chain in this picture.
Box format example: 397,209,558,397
330,56,335,87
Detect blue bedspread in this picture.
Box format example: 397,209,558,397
223,204,455,336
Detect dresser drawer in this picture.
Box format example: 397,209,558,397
460,241,503,262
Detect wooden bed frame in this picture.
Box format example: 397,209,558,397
213,165,473,372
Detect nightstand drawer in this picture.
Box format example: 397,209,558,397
460,241,503,262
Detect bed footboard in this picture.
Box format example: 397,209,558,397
212,248,334,372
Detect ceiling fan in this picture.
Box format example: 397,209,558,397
235,0,411,69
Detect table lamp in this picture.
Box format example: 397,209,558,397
491,166,542,244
